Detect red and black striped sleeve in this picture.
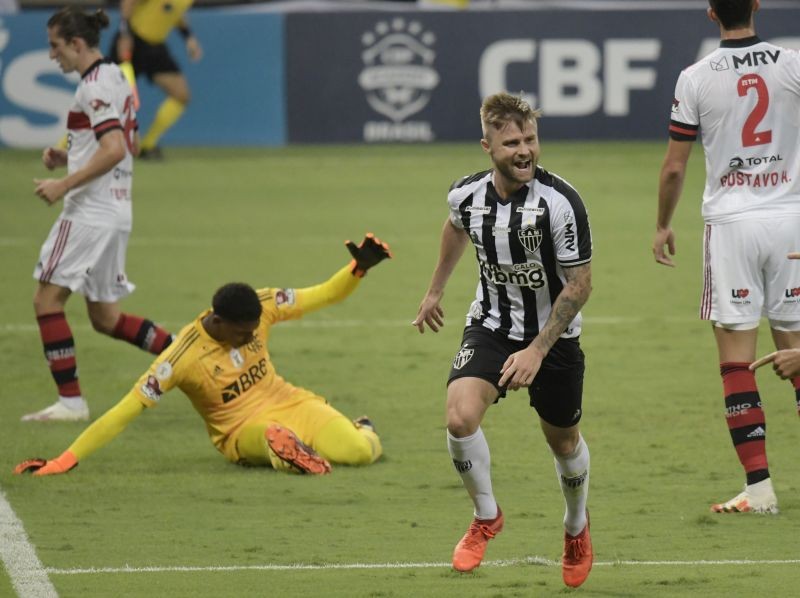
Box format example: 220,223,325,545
93,118,123,141
669,119,698,142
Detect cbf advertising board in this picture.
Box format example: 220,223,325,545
285,8,800,143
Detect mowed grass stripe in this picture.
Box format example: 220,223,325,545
47,556,800,575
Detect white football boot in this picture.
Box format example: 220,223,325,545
711,478,778,514
21,399,89,422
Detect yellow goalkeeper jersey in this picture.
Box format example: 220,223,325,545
130,0,194,44
128,272,356,458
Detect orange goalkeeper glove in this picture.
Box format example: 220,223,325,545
14,451,78,476
345,233,392,277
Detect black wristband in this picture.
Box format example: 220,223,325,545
178,25,191,39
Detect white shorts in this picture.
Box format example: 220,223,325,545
701,216,800,328
33,218,135,303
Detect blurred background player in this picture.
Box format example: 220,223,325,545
110,0,202,160
413,93,594,588
27,7,173,423
15,235,391,477
653,0,800,514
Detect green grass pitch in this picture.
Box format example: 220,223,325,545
2,143,800,597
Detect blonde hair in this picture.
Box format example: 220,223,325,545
480,93,541,138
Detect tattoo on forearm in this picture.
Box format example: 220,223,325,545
534,265,591,353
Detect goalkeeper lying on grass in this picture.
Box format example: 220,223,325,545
15,234,392,477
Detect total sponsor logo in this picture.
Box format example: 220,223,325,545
479,259,546,290
728,154,782,169
730,288,751,305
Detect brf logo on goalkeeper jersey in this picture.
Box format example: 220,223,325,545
220,358,268,403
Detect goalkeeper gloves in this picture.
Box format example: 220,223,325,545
345,233,392,278
14,451,78,477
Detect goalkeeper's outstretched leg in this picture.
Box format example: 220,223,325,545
313,415,382,466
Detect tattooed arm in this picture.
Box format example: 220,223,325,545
499,263,592,390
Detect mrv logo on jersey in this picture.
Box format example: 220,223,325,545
479,260,546,289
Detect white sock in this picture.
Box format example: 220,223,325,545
554,434,590,536
58,396,86,409
447,427,497,520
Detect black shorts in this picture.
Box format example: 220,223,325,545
109,30,181,82
447,325,585,428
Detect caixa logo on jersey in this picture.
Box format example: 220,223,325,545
358,18,439,143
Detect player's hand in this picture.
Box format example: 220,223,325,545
499,344,545,390
13,451,78,476
412,291,444,333
42,147,67,170
33,178,68,205
345,233,392,277
186,37,203,62
653,227,676,267
750,349,800,380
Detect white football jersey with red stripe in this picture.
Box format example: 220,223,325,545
63,59,136,231
669,37,800,224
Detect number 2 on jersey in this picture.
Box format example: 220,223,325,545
737,74,772,147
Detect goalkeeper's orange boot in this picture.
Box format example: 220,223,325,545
562,511,593,588
452,505,504,572
266,425,331,475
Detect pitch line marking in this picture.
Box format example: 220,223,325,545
46,557,800,575
0,487,59,597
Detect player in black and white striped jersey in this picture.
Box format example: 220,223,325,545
413,93,593,588
449,167,591,341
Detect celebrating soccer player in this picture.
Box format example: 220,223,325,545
413,93,594,588
16,234,391,477
653,0,800,514
26,8,173,423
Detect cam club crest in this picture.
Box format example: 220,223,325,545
452,347,475,370
518,226,542,253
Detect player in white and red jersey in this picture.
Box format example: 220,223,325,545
25,8,173,423
653,0,800,516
